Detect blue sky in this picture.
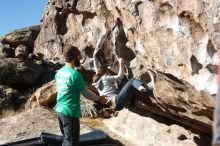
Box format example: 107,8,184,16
0,0,48,36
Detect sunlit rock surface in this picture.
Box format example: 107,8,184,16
35,0,219,95
0,0,219,145
103,108,211,146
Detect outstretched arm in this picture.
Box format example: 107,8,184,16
81,87,107,104
93,57,99,74
93,49,100,74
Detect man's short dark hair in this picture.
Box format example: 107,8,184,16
64,45,80,62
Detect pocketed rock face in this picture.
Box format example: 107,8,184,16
34,0,220,96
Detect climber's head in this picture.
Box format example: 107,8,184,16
93,65,115,82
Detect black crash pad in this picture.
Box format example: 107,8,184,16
0,130,118,146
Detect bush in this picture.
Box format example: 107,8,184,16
0,63,16,84
0,86,21,117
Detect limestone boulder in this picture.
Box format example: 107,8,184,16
1,25,40,52
25,80,98,118
103,109,211,146
25,80,57,109
135,70,215,134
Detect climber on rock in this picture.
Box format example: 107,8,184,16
92,46,153,111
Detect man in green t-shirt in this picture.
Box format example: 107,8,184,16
55,45,107,146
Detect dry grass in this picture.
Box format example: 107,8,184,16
0,107,25,119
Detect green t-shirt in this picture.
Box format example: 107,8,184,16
55,66,86,118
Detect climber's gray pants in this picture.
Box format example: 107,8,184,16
115,78,153,111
